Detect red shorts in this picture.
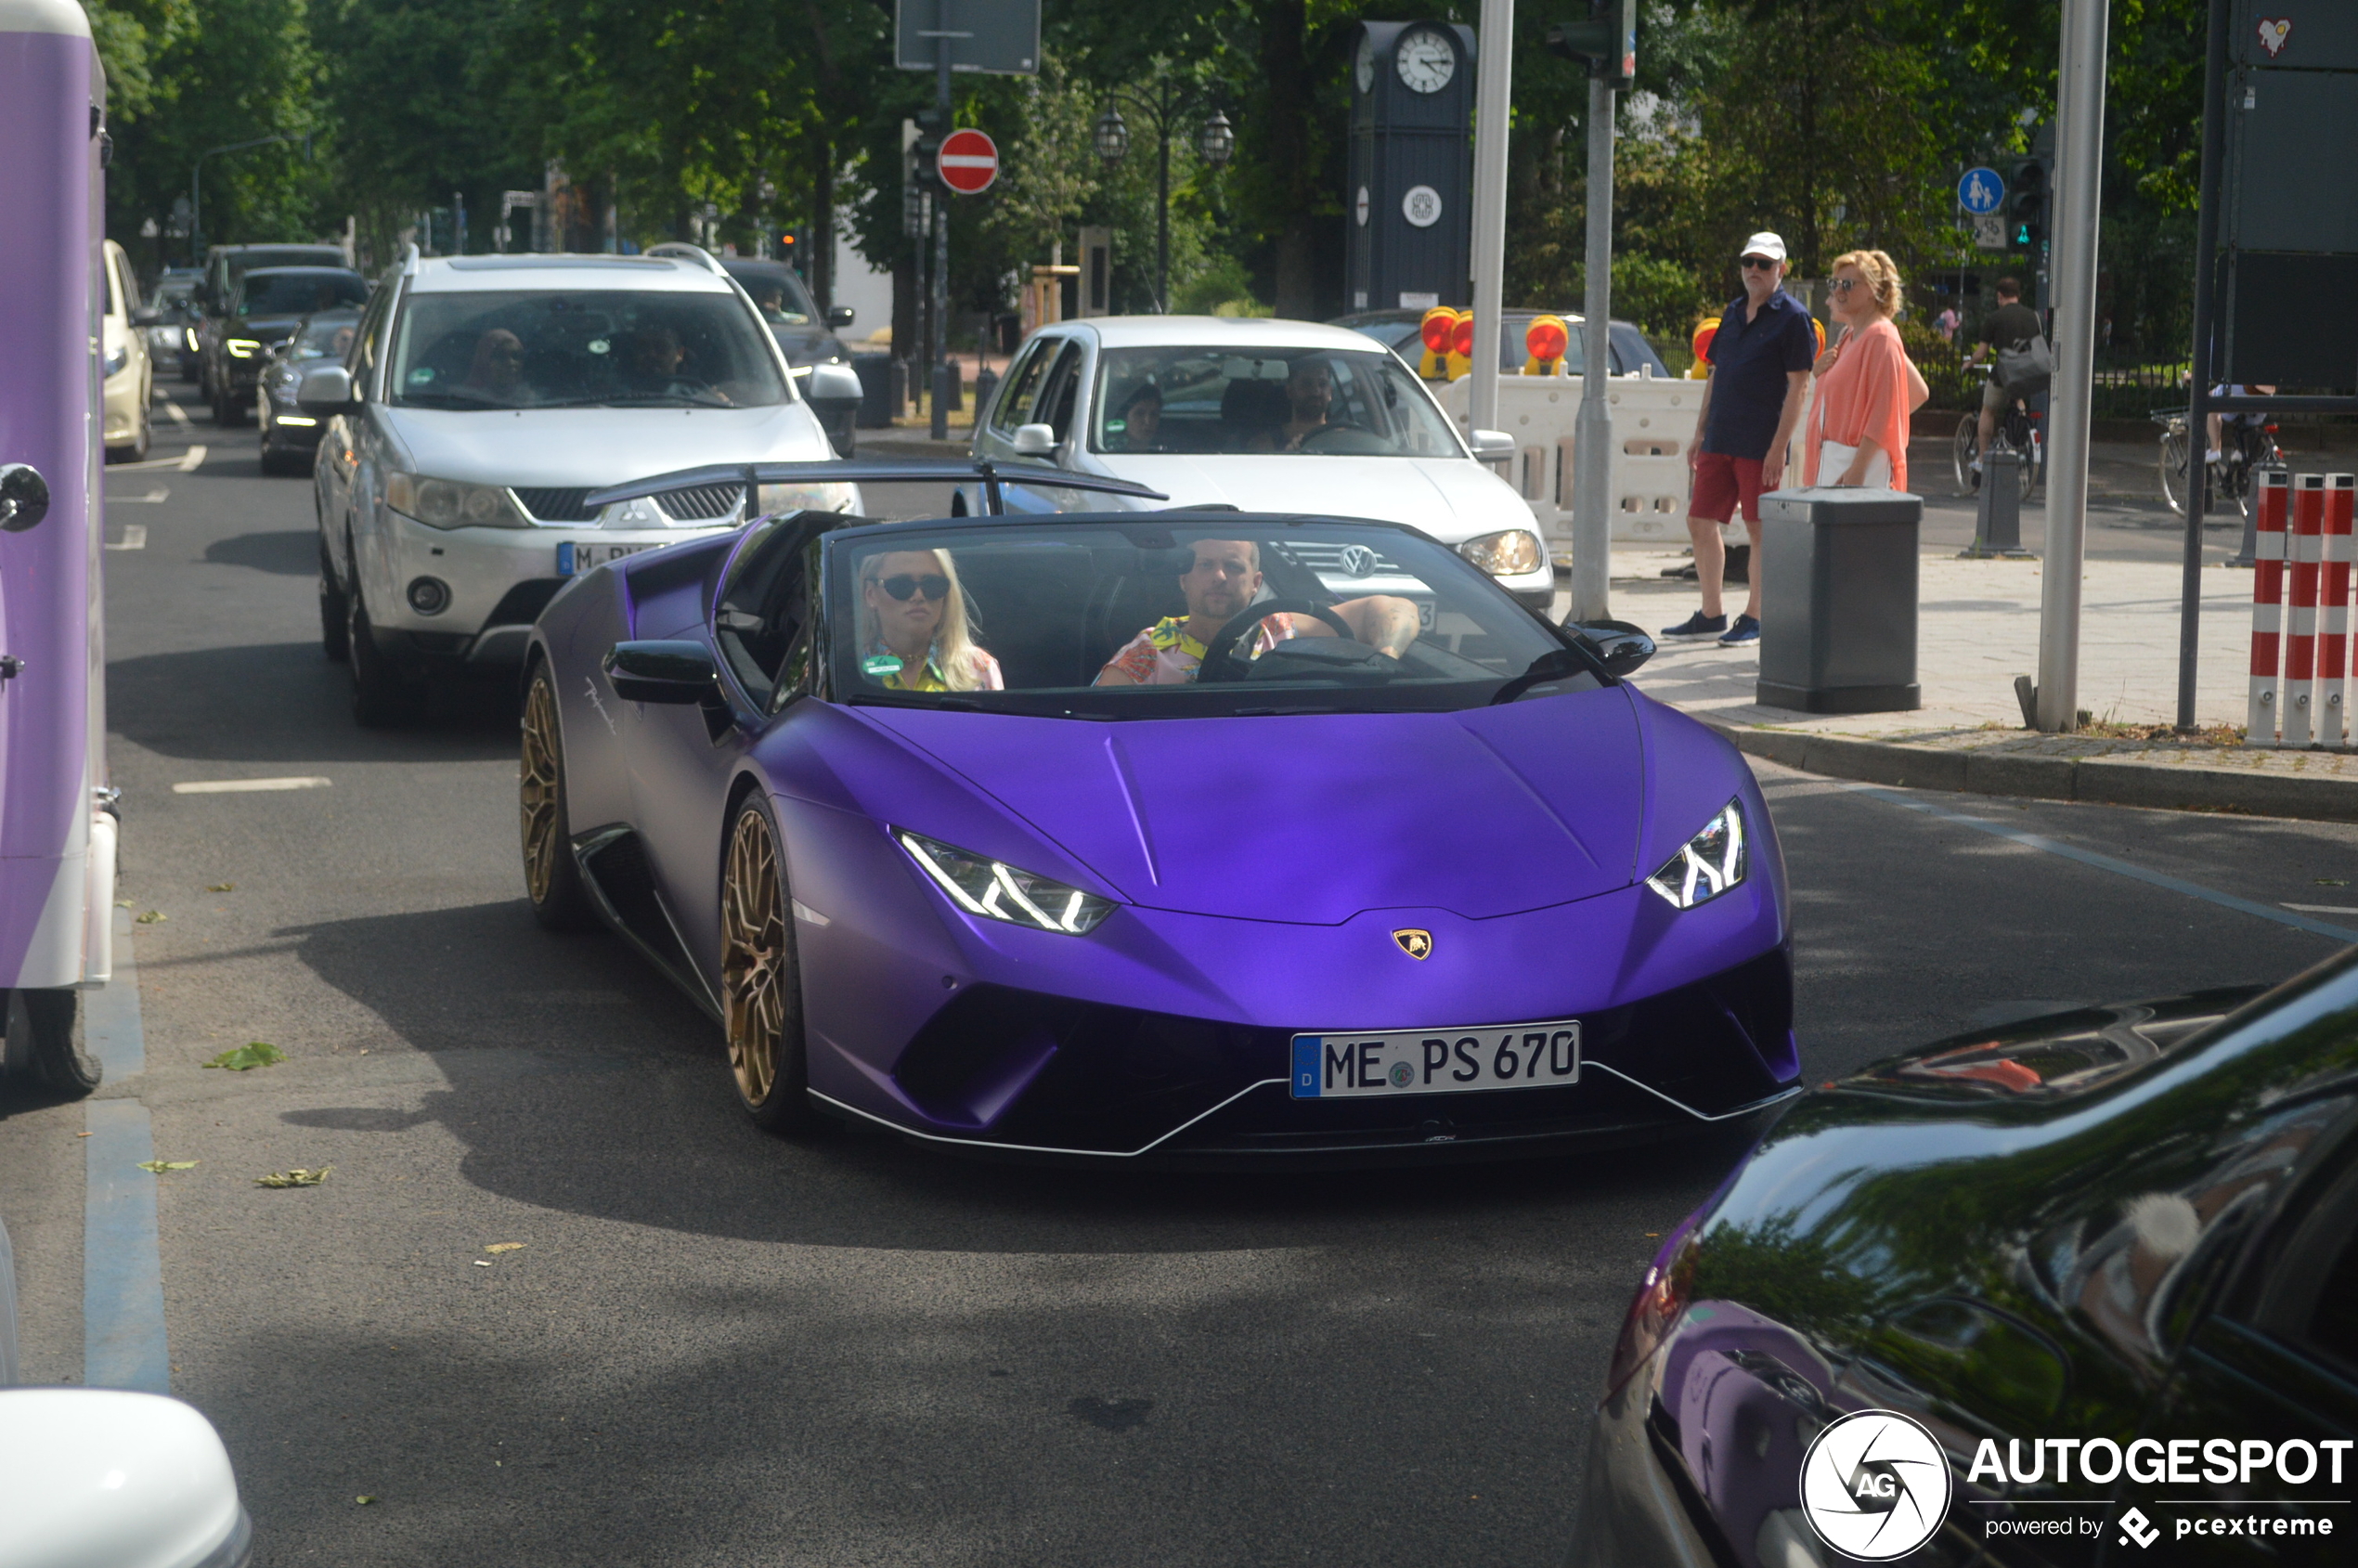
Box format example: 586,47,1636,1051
1690,451,1766,525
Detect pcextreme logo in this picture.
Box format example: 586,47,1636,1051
1800,1410,1952,1560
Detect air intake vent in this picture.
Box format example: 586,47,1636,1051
656,483,745,522
512,487,594,523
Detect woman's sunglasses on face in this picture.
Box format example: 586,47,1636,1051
875,573,951,603
1828,277,1863,294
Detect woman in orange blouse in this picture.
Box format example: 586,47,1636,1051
1806,250,1926,489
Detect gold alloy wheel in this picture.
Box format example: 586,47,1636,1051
721,807,789,1108
519,676,564,904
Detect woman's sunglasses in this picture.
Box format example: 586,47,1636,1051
875,573,951,602
1828,277,1864,294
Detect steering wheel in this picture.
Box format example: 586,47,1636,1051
1195,599,1354,683
1294,422,1369,453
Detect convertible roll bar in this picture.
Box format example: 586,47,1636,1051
581,460,1168,519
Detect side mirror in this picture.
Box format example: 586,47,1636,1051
131,306,162,327
603,641,722,705
825,305,856,330
803,362,862,410
0,1389,251,1568
1468,429,1516,463
1011,422,1056,458
1567,619,1655,678
294,363,357,416
0,463,51,533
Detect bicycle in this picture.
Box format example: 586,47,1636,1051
1950,365,2043,502
2154,407,2283,519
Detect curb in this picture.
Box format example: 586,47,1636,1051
1701,721,2358,824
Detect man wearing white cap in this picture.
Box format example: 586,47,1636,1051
1662,231,1816,647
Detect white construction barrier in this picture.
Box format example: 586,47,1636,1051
1437,368,1812,562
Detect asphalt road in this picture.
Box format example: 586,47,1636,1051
4,387,2355,1567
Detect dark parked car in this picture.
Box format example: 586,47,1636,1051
256,308,359,474
146,268,203,381
1330,307,1670,379
1575,952,2358,1565
201,266,368,425
194,243,349,413
716,255,860,456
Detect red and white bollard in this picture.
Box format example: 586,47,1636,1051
2322,473,2355,747
2286,475,2326,748
2250,470,2291,746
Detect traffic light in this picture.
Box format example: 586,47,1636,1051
1547,0,1637,86
2010,158,2048,248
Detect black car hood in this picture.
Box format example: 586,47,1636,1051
768,324,848,366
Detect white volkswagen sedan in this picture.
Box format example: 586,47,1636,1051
966,317,1553,613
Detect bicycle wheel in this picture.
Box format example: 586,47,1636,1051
1952,416,1979,496
2015,429,2041,502
2159,428,2189,516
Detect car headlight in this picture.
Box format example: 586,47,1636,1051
384,473,530,529
103,343,129,376
183,327,199,351
897,830,1116,935
226,338,263,358
1458,528,1544,577
757,482,859,516
1644,800,1748,910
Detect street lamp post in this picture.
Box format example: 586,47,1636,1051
1092,75,1234,314
189,134,303,264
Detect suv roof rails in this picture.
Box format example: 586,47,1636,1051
645,242,727,276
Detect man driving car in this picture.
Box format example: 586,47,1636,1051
1095,538,1419,686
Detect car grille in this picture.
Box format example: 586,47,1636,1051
654,482,745,521
1279,540,1409,580
512,487,595,523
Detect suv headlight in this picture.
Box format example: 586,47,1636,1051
1458,528,1544,577
1644,801,1748,910
226,337,263,358
385,473,529,529
898,830,1116,935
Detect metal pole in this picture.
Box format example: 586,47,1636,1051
929,0,952,441
2034,0,2109,732
1157,86,1172,314
2177,0,2232,732
1570,77,1617,622
1467,0,1513,446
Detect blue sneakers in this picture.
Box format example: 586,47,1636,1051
1660,612,1728,641
1718,615,1761,645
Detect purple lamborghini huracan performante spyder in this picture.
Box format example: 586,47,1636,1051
519,461,1797,1162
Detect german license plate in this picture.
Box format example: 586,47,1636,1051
558,540,651,576
1289,1021,1581,1099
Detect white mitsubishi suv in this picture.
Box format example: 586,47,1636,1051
302,246,857,725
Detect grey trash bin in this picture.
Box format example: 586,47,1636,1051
852,353,895,429
1756,486,1922,714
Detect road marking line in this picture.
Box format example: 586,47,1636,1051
84,908,169,1393
1845,784,2358,942
108,489,169,504
2284,903,2358,914
172,776,331,794
105,525,148,551
162,398,191,428
111,444,205,473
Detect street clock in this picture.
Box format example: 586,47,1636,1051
1346,19,1475,315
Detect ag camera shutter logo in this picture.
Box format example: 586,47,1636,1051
1799,1409,1953,1560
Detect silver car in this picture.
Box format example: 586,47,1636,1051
304,246,856,725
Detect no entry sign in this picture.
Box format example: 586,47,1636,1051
938,129,999,195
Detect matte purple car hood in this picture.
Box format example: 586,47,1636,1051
858,687,1645,925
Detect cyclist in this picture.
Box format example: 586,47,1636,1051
1964,278,2044,473
2207,382,2276,467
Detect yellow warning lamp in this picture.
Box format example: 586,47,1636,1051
1522,315,1569,375
1446,311,1475,382
1418,307,1458,380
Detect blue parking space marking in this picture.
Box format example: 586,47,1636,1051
82,909,170,1393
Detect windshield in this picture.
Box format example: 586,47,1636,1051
240,271,367,318
827,520,1590,719
725,265,819,328
1089,346,1466,458
389,289,788,409
288,313,359,359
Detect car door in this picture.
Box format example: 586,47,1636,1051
2138,1108,2358,1562
626,515,827,995
335,271,404,601
1000,339,1083,514
972,334,1056,465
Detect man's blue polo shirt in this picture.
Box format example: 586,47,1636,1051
1703,288,1816,460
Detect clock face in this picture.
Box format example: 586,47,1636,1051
1396,28,1456,94
1355,32,1375,95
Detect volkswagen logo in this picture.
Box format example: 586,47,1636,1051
1798,1409,1951,1561
1338,544,1379,578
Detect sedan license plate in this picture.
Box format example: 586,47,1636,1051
1289,1021,1581,1099
558,541,651,577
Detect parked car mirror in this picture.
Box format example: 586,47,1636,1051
1011,423,1056,458
803,362,862,409
825,305,856,330
293,363,357,416
0,1389,252,1568
0,464,51,533
1567,619,1655,678
1469,429,1516,463
603,641,723,706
